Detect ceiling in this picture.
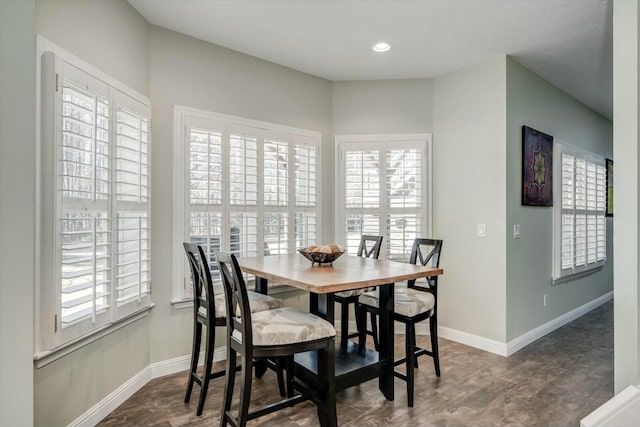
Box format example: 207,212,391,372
128,0,613,119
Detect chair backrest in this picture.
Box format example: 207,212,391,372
357,235,383,259
408,238,443,290
215,251,253,347
183,242,217,319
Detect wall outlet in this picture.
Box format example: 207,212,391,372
514,224,521,239
544,294,548,306
477,223,486,238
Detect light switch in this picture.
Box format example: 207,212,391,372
514,224,521,239
477,224,486,238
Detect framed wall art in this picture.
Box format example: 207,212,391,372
522,126,553,206
606,158,613,216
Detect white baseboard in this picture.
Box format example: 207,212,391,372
150,347,227,379
69,292,612,427
438,326,509,356
67,366,152,427
67,347,227,427
581,385,640,427
506,291,613,356
349,290,613,358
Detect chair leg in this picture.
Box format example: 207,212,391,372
340,300,349,353
357,305,367,355
430,315,441,377
276,357,286,397
317,341,337,427
197,324,215,416
411,323,419,369
353,300,362,334
286,355,295,398
237,351,254,427
219,347,237,427
184,321,202,403
370,311,379,351
405,321,415,408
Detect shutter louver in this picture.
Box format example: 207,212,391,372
264,139,289,206
295,144,316,207
230,134,258,206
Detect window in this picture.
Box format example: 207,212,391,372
173,107,321,301
336,135,431,260
38,44,151,353
553,141,606,280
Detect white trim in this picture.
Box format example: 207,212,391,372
506,291,613,356
581,385,640,427
37,36,149,106
150,347,227,379
67,365,151,427
345,291,613,358
438,326,509,356
174,105,320,138
67,347,227,427
34,305,153,368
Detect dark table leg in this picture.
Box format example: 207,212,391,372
255,276,268,294
378,283,394,400
309,293,335,324
254,276,268,378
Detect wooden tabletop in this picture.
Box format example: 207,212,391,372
237,254,443,294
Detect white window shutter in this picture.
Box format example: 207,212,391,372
338,137,429,261
553,141,606,280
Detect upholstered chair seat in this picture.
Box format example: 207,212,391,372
232,306,336,346
359,286,435,318
202,289,283,318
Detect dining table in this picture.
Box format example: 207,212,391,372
237,253,444,401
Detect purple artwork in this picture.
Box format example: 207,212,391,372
522,126,553,206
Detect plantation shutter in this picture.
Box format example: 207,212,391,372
386,146,423,261
554,142,606,279
113,91,151,319
339,138,428,260
59,62,112,341
343,145,381,255
294,138,318,249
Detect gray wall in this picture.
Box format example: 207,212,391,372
36,0,149,96
613,0,640,392
505,58,613,341
332,79,433,134
0,1,36,425
433,58,508,342
148,26,333,363
34,1,151,425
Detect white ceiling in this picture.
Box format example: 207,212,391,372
128,0,613,119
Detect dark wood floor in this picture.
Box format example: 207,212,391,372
99,301,613,426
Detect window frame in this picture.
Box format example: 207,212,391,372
552,140,607,283
35,37,152,360
172,106,322,304
335,134,432,260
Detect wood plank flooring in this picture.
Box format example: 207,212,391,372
99,301,613,426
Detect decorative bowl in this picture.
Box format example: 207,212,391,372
298,248,344,266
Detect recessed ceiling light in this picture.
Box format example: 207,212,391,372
372,42,391,53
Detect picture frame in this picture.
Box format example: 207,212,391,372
522,126,553,206
606,158,613,217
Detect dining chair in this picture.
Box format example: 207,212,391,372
357,238,443,407
182,243,285,416
216,251,337,427
333,235,383,352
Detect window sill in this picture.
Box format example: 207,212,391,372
552,266,604,285
33,304,154,368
